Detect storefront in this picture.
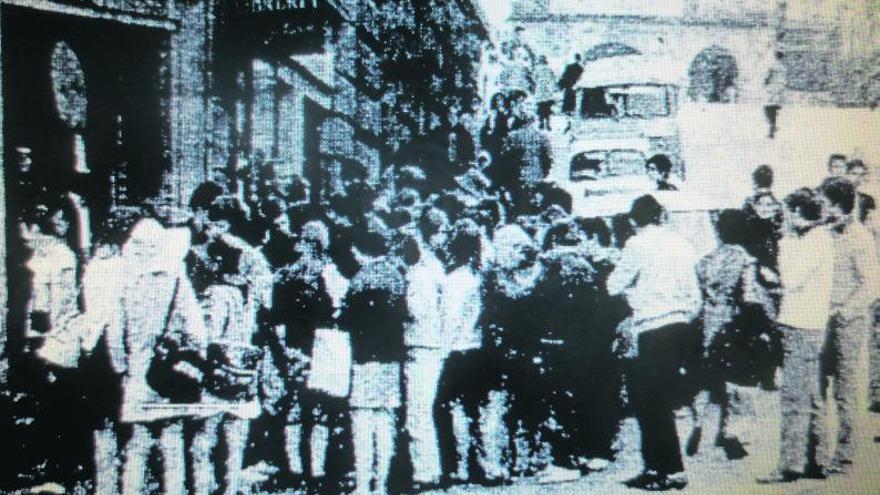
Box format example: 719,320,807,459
0,0,211,488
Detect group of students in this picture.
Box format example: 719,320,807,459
14,48,880,493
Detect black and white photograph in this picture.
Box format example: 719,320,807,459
2,0,880,493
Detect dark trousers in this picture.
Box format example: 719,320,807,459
626,322,701,475
764,105,780,138
562,88,577,115
537,100,554,129
435,348,503,483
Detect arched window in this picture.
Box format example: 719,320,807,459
688,46,738,103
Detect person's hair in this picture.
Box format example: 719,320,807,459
846,159,867,174
398,234,421,266
189,181,224,211
827,154,847,169
542,220,579,251
752,164,774,189
715,209,749,246
646,154,674,177
629,194,666,227
206,197,245,225
262,197,288,221
784,187,823,222
490,92,507,111
541,185,573,215
575,217,612,247
819,176,856,214
447,219,482,268
574,53,582,61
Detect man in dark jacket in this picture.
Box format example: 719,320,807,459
559,54,584,116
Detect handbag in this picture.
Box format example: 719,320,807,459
146,279,206,403
205,341,262,402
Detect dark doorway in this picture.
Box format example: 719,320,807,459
1,5,170,489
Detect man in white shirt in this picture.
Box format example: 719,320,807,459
607,195,701,491
820,177,880,474
403,206,450,489
759,188,833,483
434,219,484,484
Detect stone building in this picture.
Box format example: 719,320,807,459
210,0,488,205
509,0,880,107
0,0,213,380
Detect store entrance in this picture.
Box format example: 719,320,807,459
1,5,171,487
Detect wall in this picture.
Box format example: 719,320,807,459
517,17,775,104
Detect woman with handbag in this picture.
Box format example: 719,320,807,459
106,218,208,495
188,200,273,495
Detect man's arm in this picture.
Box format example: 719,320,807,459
607,242,639,297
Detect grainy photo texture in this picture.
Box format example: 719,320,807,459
2,1,880,494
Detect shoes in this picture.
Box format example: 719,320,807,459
823,459,853,476
756,469,799,484
624,471,688,491
685,426,702,456
410,480,441,493
715,435,748,460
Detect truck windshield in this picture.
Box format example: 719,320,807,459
581,85,672,118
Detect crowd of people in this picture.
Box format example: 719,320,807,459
13,35,880,495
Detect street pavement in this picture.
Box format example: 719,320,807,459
427,361,880,494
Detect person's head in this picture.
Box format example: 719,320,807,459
418,205,450,253
538,55,548,65
542,219,582,251
205,200,240,239
715,209,749,246
575,217,612,248
490,92,507,112
296,220,330,257
39,196,76,239
819,176,856,225
446,218,482,270
574,53,582,63
752,164,774,190
827,154,847,177
189,181,224,232
783,187,823,234
47,207,71,238
846,159,868,187
263,197,291,234
629,194,666,229
645,154,674,184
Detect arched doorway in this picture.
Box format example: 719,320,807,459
688,46,738,103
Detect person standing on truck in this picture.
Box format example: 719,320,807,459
533,56,557,131
558,53,583,117
764,51,787,139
